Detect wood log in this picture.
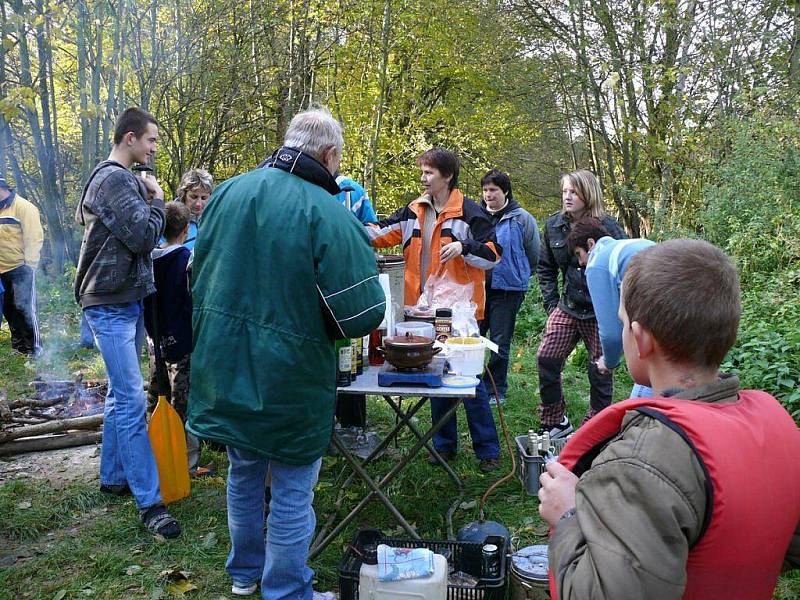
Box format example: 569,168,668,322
0,388,11,422
10,417,47,425
11,397,65,409
0,431,102,457
0,414,103,443
26,410,59,420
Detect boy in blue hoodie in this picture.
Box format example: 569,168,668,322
144,202,202,474
567,218,654,397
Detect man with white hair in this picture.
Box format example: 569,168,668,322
188,108,385,600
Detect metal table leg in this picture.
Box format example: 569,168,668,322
382,395,463,489
309,397,463,559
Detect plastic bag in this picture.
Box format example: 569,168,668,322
452,300,479,337
414,267,474,313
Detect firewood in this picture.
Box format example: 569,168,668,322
0,414,103,444
26,410,59,420
0,388,11,422
11,397,65,409
10,417,47,425
0,431,102,457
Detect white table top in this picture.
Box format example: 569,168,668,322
337,365,476,398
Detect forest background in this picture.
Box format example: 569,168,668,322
1,0,798,414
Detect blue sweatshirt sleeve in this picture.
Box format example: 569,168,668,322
586,265,624,368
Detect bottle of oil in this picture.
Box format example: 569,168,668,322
350,338,359,380
336,338,352,386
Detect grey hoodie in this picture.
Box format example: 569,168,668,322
74,161,165,308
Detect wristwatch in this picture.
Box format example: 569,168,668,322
559,507,577,523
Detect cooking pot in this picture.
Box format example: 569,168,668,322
379,334,441,369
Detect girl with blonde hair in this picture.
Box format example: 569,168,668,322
535,169,626,437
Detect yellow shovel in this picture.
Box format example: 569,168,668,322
146,302,191,504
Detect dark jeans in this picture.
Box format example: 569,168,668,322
1,265,41,355
478,289,525,399
430,395,500,460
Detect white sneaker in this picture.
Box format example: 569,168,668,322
539,416,574,440
231,583,258,596
312,592,336,600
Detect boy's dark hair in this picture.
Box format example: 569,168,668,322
622,239,740,370
417,148,459,190
164,202,190,241
480,169,512,197
113,107,158,145
567,218,610,253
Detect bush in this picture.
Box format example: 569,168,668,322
721,270,800,418
702,114,800,276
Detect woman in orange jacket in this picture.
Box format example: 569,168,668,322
367,148,503,472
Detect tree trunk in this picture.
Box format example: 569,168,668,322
14,0,69,274
791,1,800,87
0,1,8,180
91,0,104,164
77,0,92,182
103,0,126,151
366,0,393,207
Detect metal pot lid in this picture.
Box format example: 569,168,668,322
511,545,549,580
383,334,434,348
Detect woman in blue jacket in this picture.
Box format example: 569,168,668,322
478,169,540,407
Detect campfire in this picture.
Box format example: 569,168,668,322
29,376,107,419
0,374,108,457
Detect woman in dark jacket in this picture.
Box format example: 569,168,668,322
536,169,626,437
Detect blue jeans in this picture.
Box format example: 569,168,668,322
430,395,500,460
226,446,322,600
84,301,161,509
79,313,96,349
479,289,525,399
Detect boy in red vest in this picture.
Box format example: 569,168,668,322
538,239,799,599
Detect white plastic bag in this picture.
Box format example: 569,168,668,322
451,300,479,337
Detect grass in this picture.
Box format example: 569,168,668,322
1,280,798,599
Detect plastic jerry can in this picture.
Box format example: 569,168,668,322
359,553,448,600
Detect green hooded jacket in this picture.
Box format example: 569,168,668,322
187,153,385,464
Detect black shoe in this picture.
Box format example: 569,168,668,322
428,450,456,466
538,416,574,440
479,458,501,473
140,504,181,539
100,482,131,497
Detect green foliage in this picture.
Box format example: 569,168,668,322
722,270,800,417
702,113,800,276
698,110,800,418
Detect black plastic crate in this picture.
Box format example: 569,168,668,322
338,529,507,600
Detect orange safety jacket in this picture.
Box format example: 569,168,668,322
368,188,500,320
551,391,800,600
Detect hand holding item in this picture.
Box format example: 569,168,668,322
595,355,611,374
140,172,164,202
440,241,463,264
538,460,578,527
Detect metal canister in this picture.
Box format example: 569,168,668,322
481,543,501,578
376,253,405,328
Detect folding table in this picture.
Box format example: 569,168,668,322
309,366,476,559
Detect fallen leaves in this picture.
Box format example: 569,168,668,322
159,568,198,597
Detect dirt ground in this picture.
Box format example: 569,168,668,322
0,443,101,488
